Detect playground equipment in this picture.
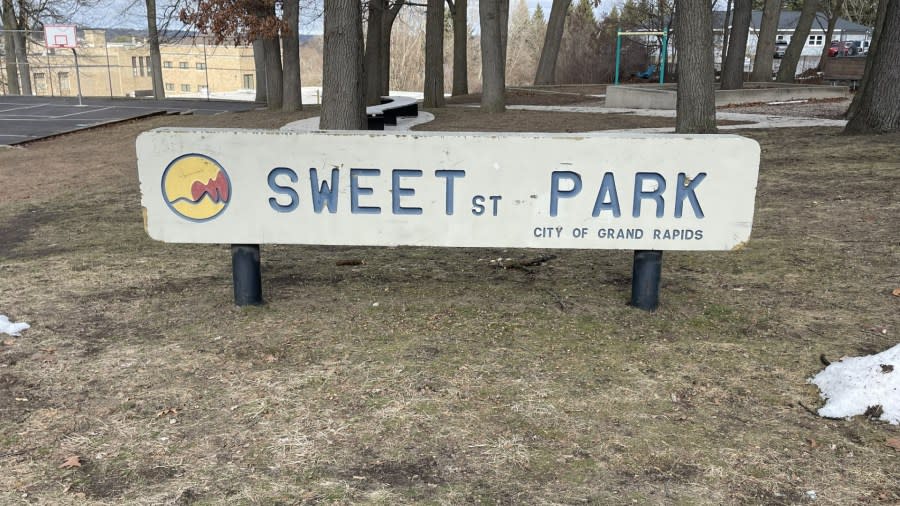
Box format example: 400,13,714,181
614,30,669,86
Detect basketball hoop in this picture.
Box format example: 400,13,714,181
45,25,77,49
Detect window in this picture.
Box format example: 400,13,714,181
165,83,175,91
163,61,173,68
132,56,138,76
34,72,47,92
58,72,71,95
808,35,824,46
179,61,188,69
144,56,152,76
196,62,206,70
243,73,254,89
776,35,785,41
139,56,145,76
181,84,191,92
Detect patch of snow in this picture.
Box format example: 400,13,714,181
0,314,29,336
809,343,900,425
767,99,809,105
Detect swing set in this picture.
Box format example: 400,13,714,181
614,30,669,86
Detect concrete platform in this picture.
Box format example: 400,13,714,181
606,82,850,110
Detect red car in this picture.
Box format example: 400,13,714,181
829,41,859,57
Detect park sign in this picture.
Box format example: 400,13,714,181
136,128,760,251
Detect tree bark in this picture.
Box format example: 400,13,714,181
749,0,781,82
364,0,384,105
721,0,751,89
844,0,899,134
321,0,367,130
480,0,506,112
253,38,267,103
1,0,19,95
380,0,404,95
817,0,844,68
263,35,283,110
534,0,568,85
282,0,302,111
776,0,819,82
675,0,717,134
424,0,445,107
146,0,165,99
847,0,886,119
12,0,28,95
449,0,468,95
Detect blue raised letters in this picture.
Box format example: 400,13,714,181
632,172,666,218
592,172,621,217
550,171,582,217
435,169,465,215
674,172,706,218
350,168,381,215
268,167,299,212
309,168,339,214
392,169,423,215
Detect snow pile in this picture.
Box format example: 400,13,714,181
809,343,900,425
0,314,30,336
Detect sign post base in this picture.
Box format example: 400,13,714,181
232,244,262,306
631,250,662,311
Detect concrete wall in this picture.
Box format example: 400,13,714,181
606,83,849,110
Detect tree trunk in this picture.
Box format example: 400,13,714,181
12,0,29,95
480,0,506,112
847,0,886,119
817,1,842,69
534,0,568,85
253,38,267,103
282,0,302,111
424,0,445,107
321,0,367,130
749,0,781,82
500,0,508,65
365,0,384,105
675,0,717,134
1,0,19,95
721,0,751,89
380,0,404,95
776,0,819,82
263,36,283,110
146,0,165,99
721,0,733,68
844,0,899,134
449,0,468,95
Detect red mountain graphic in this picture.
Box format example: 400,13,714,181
190,171,229,203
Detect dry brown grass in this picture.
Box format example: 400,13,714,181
1,105,899,505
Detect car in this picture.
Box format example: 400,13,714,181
774,41,788,58
829,40,859,57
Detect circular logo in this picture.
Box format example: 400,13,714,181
161,154,231,222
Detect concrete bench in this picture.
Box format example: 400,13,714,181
366,96,419,130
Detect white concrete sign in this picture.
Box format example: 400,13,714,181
136,129,760,250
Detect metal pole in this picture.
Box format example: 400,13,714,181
660,34,668,86
105,40,114,98
71,48,83,106
614,30,622,85
631,250,662,311
232,244,263,306
203,36,210,100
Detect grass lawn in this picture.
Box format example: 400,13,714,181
1,105,898,505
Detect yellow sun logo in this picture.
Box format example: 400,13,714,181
161,154,231,222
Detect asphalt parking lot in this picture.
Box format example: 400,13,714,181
0,96,259,146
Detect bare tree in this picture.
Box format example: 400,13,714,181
1,0,19,94
253,38,266,102
534,0,568,84
379,0,404,95
320,0,366,129
480,0,506,112
844,0,899,134
675,0,716,133
423,0,444,106
776,0,818,82
282,0,302,111
749,0,781,82
817,0,845,69
846,0,885,119
447,0,467,95
146,0,165,99
720,0,751,89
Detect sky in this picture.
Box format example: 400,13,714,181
67,0,616,33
